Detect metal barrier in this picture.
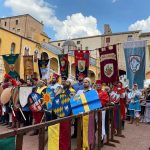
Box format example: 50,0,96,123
0,105,124,150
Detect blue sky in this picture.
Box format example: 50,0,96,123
0,0,150,40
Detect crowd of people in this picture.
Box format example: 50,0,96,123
0,72,150,138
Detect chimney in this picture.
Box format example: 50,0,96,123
104,24,112,35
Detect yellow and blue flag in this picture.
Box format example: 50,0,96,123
70,90,102,115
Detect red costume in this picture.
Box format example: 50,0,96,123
112,82,126,121
96,80,109,107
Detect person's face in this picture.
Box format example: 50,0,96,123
27,80,32,85
65,81,71,87
83,80,90,88
52,77,57,84
96,84,102,90
133,85,138,90
78,76,84,82
61,79,66,85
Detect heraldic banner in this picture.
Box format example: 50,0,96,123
48,120,71,150
38,59,50,80
124,40,146,89
99,45,119,84
58,54,68,77
2,54,20,80
23,56,34,79
74,50,90,79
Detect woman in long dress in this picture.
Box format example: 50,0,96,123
128,84,142,126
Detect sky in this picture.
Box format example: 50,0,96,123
0,0,150,40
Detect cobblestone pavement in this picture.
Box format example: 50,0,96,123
0,121,150,150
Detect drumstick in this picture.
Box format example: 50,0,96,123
19,108,26,121
11,105,16,117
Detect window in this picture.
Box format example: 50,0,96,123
13,28,15,30
4,22,7,26
17,29,20,32
10,42,15,54
16,20,18,25
77,41,80,44
127,35,133,41
43,39,45,42
58,43,60,46
106,37,110,43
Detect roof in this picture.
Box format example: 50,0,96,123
50,30,141,43
41,42,63,54
139,32,150,37
0,14,43,25
41,32,50,39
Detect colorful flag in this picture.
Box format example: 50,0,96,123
38,59,50,79
48,120,71,150
82,113,95,149
23,55,34,78
2,54,19,64
28,92,42,112
0,136,16,150
41,87,55,109
124,40,146,89
58,54,68,77
70,90,102,115
52,93,71,117
74,50,90,79
2,54,20,80
99,45,119,84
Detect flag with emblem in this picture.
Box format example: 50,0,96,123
70,90,102,115
52,93,71,117
74,50,90,79
48,120,71,150
99,45,119,84
28,92,42,112
124,40,146,89
58,54,68,77
41,87,55,109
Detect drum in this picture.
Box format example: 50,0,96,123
0,87,12,104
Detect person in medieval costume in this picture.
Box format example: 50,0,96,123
95,80,109,143
113,82,126,129
72,73,84,92
48,73,61,95
128,84,142,126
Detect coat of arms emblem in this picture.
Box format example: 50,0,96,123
78,60,85,72
129,55,141,73
104,63,114,78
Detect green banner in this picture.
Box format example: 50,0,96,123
2,54,19,64
0,136,16,150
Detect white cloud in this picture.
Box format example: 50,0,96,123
4,0,100,39
112,0,118,3
128,16,150,32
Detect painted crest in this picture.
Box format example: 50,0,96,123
78,60,85,72
52,93,71,117
129,55,141,73
104,63,114,78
